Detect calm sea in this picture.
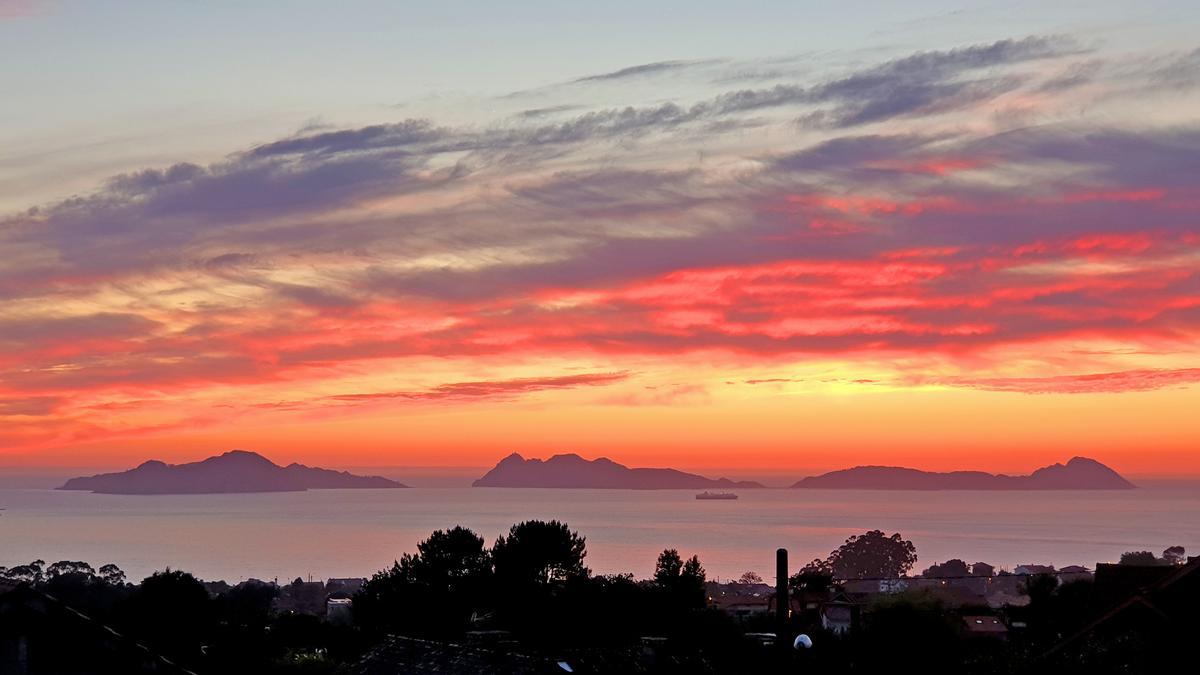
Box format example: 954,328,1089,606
2,485,1198,584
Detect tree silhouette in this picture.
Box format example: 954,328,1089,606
129,569,212,663
1119,550,1162,566
1119,547,1186,566
33,561,130,619
356,526,493,635
402,526,493,590
1162,545,1186,565
737,570,763,585
682,556,706,585
922,558,970,578
790,569,834,594
798,557,833,576
819,530,918,579
216,579,277,627
1024,572,1059,604
46,560,96,579
0,559,46,584
493,520,588,586
654,549,684,585
98,563,127,586
652,549,707,611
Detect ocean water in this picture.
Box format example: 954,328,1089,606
1,485,1198,584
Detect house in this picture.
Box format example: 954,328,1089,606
931,575,989,595
819,594,857,635
705,581,774,619
274,579,328,615
961,614,1008,640
1057,565,1092,584
1014,564,1055,576
841,578,909,595
326,597,353,624
326,577,366,596
909,577,989,607
715,593,771,619
791,583,831,613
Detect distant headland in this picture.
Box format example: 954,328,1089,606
472,453,764,489
58,450,407,494
792,456,1135,490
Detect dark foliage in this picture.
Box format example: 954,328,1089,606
855,591,965,674
493,519,589,586
1119,546,1187,566
1119,550,1162,565
1161,545,1186,565
653,548,708,610
126,569,213,665
6,526,1192,674
354,526,493,635
804,530,919,579
923,558,971,578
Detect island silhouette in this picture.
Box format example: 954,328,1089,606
472,454,1134,490
58,450,407,494
792,456,1135,490
472,453,764,489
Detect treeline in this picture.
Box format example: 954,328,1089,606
0,520,727,673
3,525,1191,674
1119,546,1187,566
353,521,719,648
1,560,364,674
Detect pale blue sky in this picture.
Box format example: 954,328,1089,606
2,0,1198,210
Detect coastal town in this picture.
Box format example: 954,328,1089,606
1,524,1194,674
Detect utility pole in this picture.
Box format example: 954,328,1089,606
776,548,789,652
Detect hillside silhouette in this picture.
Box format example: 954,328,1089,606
58,450,406,494
472,453,764,489
792,457,1134,490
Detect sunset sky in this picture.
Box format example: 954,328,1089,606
2,1,1198,476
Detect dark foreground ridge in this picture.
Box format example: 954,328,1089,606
792,456,1135,490
472,452,764,489
58,450,407,494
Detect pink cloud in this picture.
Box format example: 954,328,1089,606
325,372,631,404
913,368,1200,394
0,0,42,19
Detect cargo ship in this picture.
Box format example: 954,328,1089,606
695,491,738,500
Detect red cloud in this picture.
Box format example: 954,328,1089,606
1068,233,1156,253
1061,188,1166,204
325,372,632,404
